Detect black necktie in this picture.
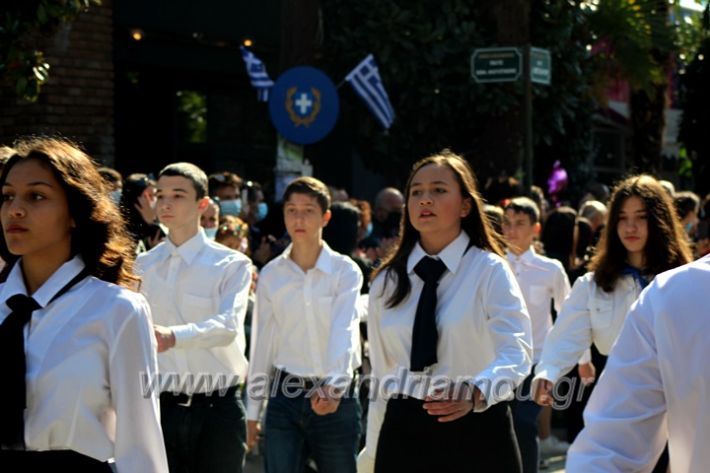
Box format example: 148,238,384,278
0,266,88,450
0,294,40,449
411,256,447,372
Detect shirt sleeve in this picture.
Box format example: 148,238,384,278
110,296,169,473
246,270,278,421
552,264,571,313
324,261,364,387
363,275,389,464
534,275,593,384
171,258,252,349
471,258,533,410
566,289,667,472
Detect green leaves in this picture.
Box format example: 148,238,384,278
0,0,100,101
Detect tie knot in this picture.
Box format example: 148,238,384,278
414,256,447,283
5,294,40,320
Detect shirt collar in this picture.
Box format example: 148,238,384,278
0,255,86,309
281,242,336,275
506,246,536,264
407,231,470,275
163,229,208,265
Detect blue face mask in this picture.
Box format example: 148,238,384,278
256,202,269,222
364,222,373,238
109,190,122,205
220,199,242,217
203,227,218,240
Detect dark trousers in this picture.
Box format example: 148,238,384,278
263,388,362,473
375,397,522,473
511,372,542,473
160,386,247,473
0,450,111,472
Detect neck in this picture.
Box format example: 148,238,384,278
21,250,72,295
627,251,645,269
290,239,323,272
509,244,529,256
419,228,460,255
167,223,200,247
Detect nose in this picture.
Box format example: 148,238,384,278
418,192,433,206
7,199,26,218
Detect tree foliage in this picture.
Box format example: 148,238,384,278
0,0,100,102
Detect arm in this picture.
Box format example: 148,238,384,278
171,258,252,349
246,272,278,422
324,262,364,388
534,275,594,384
552,264,571,314
472,258,533,410
566,291,667,472
362,275,389,466
111,297,169,473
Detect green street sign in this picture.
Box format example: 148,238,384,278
471,47,522,83
530,47,551,85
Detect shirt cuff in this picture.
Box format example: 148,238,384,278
171,324,194,348
324,371,353,392
246,396,264,421
533,364,562,385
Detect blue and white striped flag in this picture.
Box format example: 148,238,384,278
345,54,395,129
240,46,274,102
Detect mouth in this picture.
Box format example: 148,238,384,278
5,225,28,233
623,236,639,241
419,210,436,218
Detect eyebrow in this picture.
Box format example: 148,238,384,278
2,181,54,188
410,180,450,187
156,187,189,194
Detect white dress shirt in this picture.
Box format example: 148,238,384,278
363,231,532,463
506,248,570,363
0,256,168,472
135,229,252,394
567,256,710,473
246,242,363,421
534,271,643,384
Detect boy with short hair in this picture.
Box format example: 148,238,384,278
502,197,571,473
246,176,363,473
136,162,252,473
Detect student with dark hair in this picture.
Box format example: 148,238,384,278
136,162,252,473
502,197,571,473
0,137,167,471
246,176,363,473
540,206,578,275
362,150,531,472
119,173,163,252
533,175,692,471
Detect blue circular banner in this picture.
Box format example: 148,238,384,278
269,66,339,145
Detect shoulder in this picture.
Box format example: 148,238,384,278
86,277,149,312
204,239,251,263
533,253,567,274
331,251,362,278
259,253,286,280
134,242,166,269
465,247,509,274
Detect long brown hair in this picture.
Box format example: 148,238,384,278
372,150,504,308
589,174,692,292
0,137,139,287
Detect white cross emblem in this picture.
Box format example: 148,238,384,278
295,93,313,115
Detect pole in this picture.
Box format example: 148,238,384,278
522,44,534,194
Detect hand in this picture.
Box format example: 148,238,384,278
310,385,342,416
247,420,261,452
153,325,176,353
135,189,157,225
422,382,481,422
533,378,554,406
578,362,596,386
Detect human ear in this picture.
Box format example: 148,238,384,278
460,198,473,218
322,209,332,227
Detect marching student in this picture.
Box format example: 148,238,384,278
135,163,252,473
246,176,363,473
502,197,571,473
363,151,532,473
533,174,691,471
565,254,710,472
0,138,167,471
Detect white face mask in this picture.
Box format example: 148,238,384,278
203,227,218,240
109,190,122,205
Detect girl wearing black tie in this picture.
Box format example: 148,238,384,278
361,151,532,473
0,138,168,471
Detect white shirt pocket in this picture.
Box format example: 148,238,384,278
589,298,614,329
529,285,549,306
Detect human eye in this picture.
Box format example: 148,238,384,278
435,187,448,193
32,192,46,201
410,189,422,197
1,193,13,202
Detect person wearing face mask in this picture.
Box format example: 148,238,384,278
97,167,123,205
200,198,220,239
209,172,242,217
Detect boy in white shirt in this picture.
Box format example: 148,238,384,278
246,176,363,473
135,163,252,473
502,197,571,473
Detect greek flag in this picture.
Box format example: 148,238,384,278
345,54,395,129
240,46,274,102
